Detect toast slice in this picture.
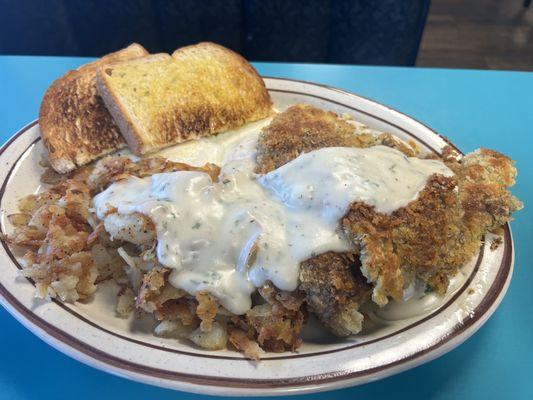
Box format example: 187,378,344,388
96,42,273,155
39,43,148,173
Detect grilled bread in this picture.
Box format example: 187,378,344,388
39,43,148,173
96,42,273,155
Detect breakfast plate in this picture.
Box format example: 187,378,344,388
0,77,514,396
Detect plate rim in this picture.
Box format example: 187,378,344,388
0,77,515,396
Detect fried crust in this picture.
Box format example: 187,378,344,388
256,105,522,309
256,104,418,174
299,252,371,336
343,174,459,304
342,149,522,305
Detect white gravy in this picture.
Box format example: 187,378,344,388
93,122,453,315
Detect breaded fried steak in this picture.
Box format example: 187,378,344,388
343,148,522,305
299,252,370,337
257,105,522,308
256,104,419,174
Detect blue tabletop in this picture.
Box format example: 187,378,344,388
0,57,531,400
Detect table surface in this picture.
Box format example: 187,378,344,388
0,56,531,400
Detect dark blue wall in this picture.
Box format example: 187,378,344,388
0,0,430,66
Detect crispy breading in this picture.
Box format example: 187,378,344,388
256,104,418,330
299,252,371,336
342,148,522,305
343,174,460,304
256,104,418,174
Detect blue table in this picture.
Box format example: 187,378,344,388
0,57,531,400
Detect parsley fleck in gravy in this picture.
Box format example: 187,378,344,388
93,122,453,314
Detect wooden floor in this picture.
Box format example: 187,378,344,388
417,0,533,71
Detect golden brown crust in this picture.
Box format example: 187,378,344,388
343,174,460,304
342,148,522,305
39,44,148,173
256,105,522,308
256,104,418,174
256,104,373,174
299,252,371,336
97,42,273,155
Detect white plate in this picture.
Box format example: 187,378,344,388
0,78,514,396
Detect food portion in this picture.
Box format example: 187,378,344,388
4,104,522,358
2,43,522,360
256,104,419,174
4,173,98,301
257,105,522,306
96,42,273,155
2,157,218,302
299,251,370,336
92,134,452,315
39,43,148,173
343,147,522,305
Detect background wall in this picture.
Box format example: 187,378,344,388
418,0,533,71
1,0,532,71
0,0,430,66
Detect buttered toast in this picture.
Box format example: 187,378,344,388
96,42,273,155
39,43,148,173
